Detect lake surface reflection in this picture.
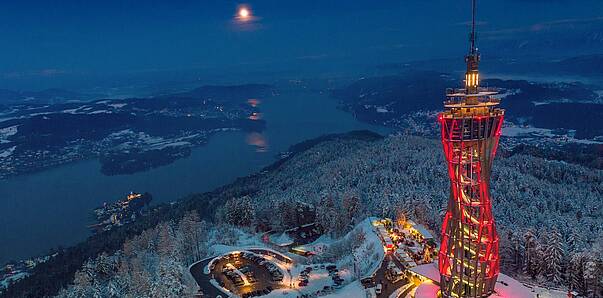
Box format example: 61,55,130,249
0,88,388,264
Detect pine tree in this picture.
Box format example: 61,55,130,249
152,258,186,298
544,228,565,285
342,194,362,226
223,196,256,226
130,257,151,297
566,229,583,254
157,222,178,260
523,229,539,279
569,252,587,295
316,195,336,234
584,256,600,297
95,252,115,280
178,211,203,264
510,232,524,273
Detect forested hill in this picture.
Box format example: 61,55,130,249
3,130,602,297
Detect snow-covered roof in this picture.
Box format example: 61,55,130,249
414,281,440,298
270,232,294,246
492,273,533,298
408,262,440,282
413,224,434,239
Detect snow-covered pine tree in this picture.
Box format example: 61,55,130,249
569,252,587,296
316,195,336,235
177,211,203,264
544,228,565,285
523,229,539,278
223,196,256,227
342,194,362,226
566,228,584,255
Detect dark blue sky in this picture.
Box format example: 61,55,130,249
1,0,602,90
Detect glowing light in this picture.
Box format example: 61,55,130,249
237,6,252,21
247,98,260,107
239,8,249,18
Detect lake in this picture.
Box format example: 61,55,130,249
0,87,388,264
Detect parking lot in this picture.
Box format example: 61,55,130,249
194,250,288,298
212,251,285,297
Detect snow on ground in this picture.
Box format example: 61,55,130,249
492,274,533,298
137,132,165,145
503,125,603,144
151,141,191,150
0,146,16,158
294,218,383,278
413,281,439,298
108,103,127,109
532,98,574,106
530,286,567,298
0,272,29,290
503,126,556,137
270,232,294,246
0,125,18,138
356,217,386,278
89,110,111,114
61,108,80,114
108,129,134,137
409,263,439,281
207,227,265,255
263,272,364,298
329,280,366,297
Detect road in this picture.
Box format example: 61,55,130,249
371,254,410,297
190,258,223,298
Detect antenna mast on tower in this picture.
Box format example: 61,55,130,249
470,0,477,55
464,0,480,95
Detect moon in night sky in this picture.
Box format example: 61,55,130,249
236,5,252,21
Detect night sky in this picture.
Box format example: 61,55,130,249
1,0,602,90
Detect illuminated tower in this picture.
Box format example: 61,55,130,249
437,0,504,297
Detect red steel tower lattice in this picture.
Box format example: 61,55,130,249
438,0,504,297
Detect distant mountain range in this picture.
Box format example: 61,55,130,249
378,54,603,78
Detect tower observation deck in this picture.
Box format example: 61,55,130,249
437,0,504,297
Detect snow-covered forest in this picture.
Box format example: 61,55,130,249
55,212,204,298
249,135,602,294
54,134,602,297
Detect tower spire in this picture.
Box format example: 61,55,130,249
465,0,480,96
470,0,477,55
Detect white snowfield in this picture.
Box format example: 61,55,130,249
263,280,366,298
502,124,603,144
